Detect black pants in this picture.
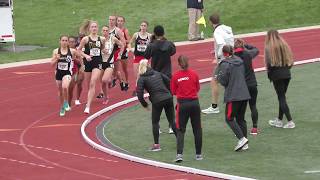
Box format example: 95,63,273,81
273,78,292,121
151,98,175,144
176,99,202,155
248,86,259,128
225,100,248,139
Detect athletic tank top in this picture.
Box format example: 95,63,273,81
56,48,73,74
102,37,116,64
84,36,103,61
109,27,120,50
134,33,150,56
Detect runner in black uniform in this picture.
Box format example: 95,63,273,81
78,20,106,114
101,25,124,104
51,35,78,117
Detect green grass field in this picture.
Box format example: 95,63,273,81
104,63,320,180
1,0,320,63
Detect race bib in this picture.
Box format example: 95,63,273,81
57,62,69,70
90,48,101,56
137,44,147,52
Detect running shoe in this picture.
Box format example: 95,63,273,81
63,101,71,111
234,137,248,151
242,144,249,151
149,144,161,152
124,83,129,91
102,97,109,105
175,154,183,163
84,106,90,114
201,106,220,114
269,117,283,128
96,93,104,99
59,107,65,117
283,121,295,129
250,128,258,135
168,127,174,134
120,82,125,91
75,99,81,106
195,154,203,160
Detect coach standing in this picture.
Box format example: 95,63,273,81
187,0,204,41
171,55,202,163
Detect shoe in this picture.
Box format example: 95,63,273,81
234,137,248,151
250,128,258,135
96,93,104,99
75,99,81,106
132,90,137,97
63,101,71,111
149,144,161,152
269,117,283,128
195,154,203,160
120,82,125,91
84,106,90,114
283,121,295,129
110,79,116,88
242,144,249,151
175,154,183,163
201,106,220,114
59,107,65,117
168,127,174,134
102,97,109,105
159,129,162,134
189,37,199,41
124,83,129,91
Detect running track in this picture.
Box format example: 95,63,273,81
0,28,319,180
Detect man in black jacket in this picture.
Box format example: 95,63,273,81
136,60,176,151
187,0,204,41
144,25,176,79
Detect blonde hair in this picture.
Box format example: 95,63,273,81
265,30,293,67
79,20,98,35
178,55,189,70
138,59,149,75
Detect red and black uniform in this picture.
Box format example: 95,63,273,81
171,69,202,155
55,48,73,80
134,33,150,63
83,36,103,72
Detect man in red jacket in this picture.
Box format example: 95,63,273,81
171,55,202,162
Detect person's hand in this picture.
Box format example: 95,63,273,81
85,54,92,61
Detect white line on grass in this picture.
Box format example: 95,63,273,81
304,170,320,174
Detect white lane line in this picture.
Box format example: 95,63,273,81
304,170,320,174
0,140,118,163
0,156,54,169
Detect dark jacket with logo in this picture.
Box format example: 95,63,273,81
137,68,172,107
215,55,251,103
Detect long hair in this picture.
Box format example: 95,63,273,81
138,59,149,75
178,55,189,70
265,30,293,67
79,20,97,35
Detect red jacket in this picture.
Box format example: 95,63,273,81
171,69,200,99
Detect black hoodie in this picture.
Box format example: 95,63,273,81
215,55,251,103
137,68,172,107
144,39,176,78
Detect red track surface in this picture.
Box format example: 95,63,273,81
0,29,319,180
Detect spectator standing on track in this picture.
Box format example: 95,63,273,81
51,35,79,116
171,55,202,162
187,0,204,41
215,45,250,151
265,30,295,129
202,13,234,115
136,59,176,152
233,38,260,135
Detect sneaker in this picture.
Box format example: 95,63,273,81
201,106,220,114
168,127,174,134
242,144,249,151
63,101,71,111
110,79,116,88
234,137,248,151
96,93,104,99
175,154,183,163
102,97,109,105
149,144,161,152
124,83,129,91
250,128,258,135
75,99,81,106
283,121,295,129
195,154,203,160
84,106,90,114
59,107,65,117
159,129,162,134
120,82,125,91
269,117,283,128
